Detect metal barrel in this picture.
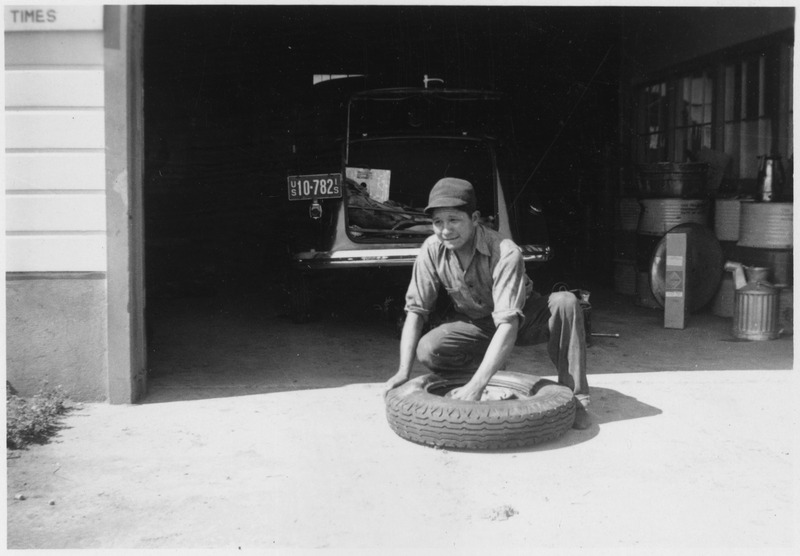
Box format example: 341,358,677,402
638,199,710,235
636,162,708,198
714,198,741,242
636,199,710,271
616,197,641,231
738,201,793,248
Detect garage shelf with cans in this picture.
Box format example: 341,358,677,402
612,160,793,339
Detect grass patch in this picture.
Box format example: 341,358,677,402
7,383,71,450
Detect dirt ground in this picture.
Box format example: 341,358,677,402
5,282,797,551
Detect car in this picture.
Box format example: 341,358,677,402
284,83,552,322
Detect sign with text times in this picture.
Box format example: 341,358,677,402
5,6,103,31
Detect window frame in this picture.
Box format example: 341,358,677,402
632,32,793,183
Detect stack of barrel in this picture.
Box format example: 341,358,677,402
613,162,711,308
711,198,793,332
612,160,793,335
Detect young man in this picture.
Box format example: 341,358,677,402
383,177,590,429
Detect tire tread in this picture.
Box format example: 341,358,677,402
385,372,576,450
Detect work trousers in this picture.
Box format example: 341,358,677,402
416,291,589,406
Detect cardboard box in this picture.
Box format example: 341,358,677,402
664,232,687,329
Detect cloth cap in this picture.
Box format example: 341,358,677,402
424,178,476,214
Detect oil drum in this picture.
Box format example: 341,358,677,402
636,199,709,270
616,197,641,231
714,198,741,242
738,201,792,249
638,199,709,235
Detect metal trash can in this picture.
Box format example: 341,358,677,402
733,281,780,341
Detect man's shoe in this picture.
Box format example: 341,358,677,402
572,403,591,430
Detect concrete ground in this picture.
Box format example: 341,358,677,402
6,283,798,552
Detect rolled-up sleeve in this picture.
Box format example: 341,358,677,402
405,239,440,319
490,241,528,327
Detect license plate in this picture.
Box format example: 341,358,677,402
287,173,342,201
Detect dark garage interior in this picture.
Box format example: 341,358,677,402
143,5,621,295
140,5,793,398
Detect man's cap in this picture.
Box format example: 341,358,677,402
424,177,477,214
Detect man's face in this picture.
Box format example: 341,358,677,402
431,208,479,252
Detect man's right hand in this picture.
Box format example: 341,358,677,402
386,312,425,397
383,372,409,396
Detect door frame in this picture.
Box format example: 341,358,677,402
104,5,147,403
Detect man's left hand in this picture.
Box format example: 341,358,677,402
449,383,485,401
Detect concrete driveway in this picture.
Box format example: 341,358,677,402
6,286,798,551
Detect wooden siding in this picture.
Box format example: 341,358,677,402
5,152,105,190
6,69,104,107
5,194,106,232
5,235,107,272
6,110,105,149
4,28,107,272
4,31,104,65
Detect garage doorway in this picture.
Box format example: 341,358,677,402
139,5,622,402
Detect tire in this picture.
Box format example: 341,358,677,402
385,371,576,450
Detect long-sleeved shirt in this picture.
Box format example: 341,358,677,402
405,224,534,327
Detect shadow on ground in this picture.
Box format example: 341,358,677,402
438,385,664,455
144,280,405,403
143,281,793,404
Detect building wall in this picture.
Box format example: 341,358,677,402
5,6,109,400
624,7,795,82
6,275,108,400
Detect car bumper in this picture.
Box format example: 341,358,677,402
293,248,421,269
292,244,552,270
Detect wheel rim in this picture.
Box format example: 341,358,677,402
424,373,535,401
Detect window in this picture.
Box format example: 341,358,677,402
633,38,793,183
675,71,713,156
635,70,714,164
637,82,668,163
722,47,787,178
